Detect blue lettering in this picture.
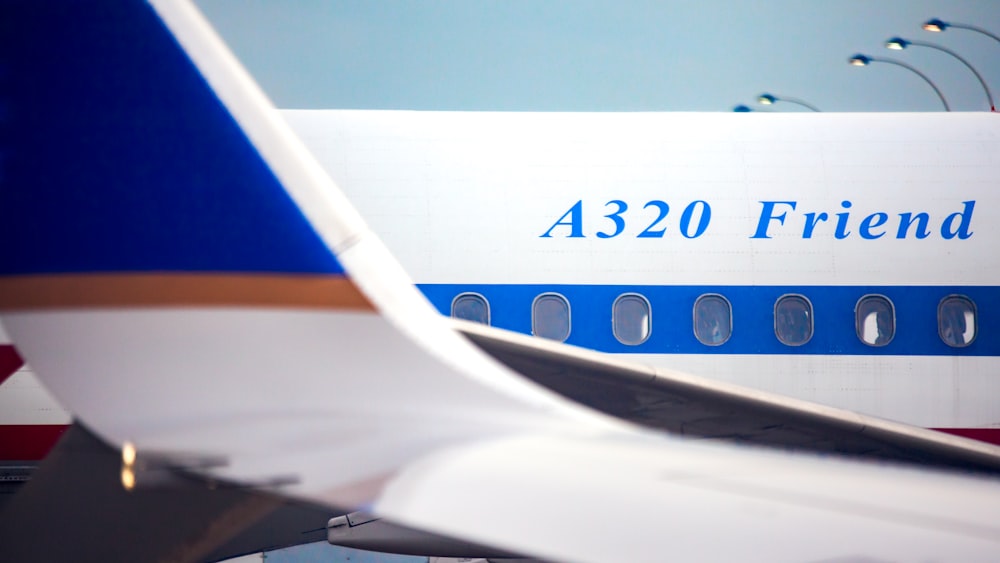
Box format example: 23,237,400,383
751,201,796,239
637,200,670,238
541,200,584,238
835,200,852,239
597,200,628,239
679,200,711,238
941,201,975,240
540,199,975,241
802,212,828,239
896,212,930,239
859,212,888,240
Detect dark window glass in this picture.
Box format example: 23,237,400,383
856,295,894,346
775,295,813,346
532,293,570,342
694,294,732,346
939,295,976,348
451,293,490,325
613,294,651,345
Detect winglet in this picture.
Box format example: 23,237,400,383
0,0,597,501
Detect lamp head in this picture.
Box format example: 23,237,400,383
757,93,777,105
849,54,871,66
733,105,752,112
886,37,910,50
922,18,947,32
122,441,136,466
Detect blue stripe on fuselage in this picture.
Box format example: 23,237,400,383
419,284,998,357
0,2,342,276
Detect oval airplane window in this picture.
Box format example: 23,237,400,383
451,293,490,325
694,294,732,346
613,293,651,345
938,295,976,348
532,293,570,342
856,295,894,347
774,294,813,346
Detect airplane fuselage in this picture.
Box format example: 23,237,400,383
2,111,998,456
287,110,1000,438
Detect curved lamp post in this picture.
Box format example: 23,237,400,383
923,18,1000,46
849,54,950,111
886,37,995,111
758,93,821,112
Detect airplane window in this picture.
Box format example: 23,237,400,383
774,294,813,346
451,293,490,325
856,295,894,346
938,295,976,348
613,293,651,345
532,293,570,342
694,294,732,346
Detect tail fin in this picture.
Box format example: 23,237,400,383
0,0,595,501
0,0,356,279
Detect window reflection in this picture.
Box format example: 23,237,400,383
451,293,490,325
613,294,651,345
775,295,813,346
856,295,894,346
939,295,976,347
532,293,570,342
694,294,732,346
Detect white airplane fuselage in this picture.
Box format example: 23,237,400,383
2,111,998,458
288,110,1000,439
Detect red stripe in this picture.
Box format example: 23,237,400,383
933,428,1000,447
0,345,25,386
0,424,69,460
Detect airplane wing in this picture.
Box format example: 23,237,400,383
2,2,1000,562
454,318,1000,473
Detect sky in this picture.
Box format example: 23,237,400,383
195,0,1000,112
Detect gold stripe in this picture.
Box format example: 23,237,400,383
0,273,374,311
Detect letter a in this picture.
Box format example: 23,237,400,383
541,200,585,238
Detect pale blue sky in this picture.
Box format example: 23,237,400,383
196,1,1000,112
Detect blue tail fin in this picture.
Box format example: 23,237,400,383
0,1,342,277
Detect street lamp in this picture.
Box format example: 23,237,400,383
757,93,821,112
885,37,995,111
732,105,753,112
848,54,950,111
923,18,1000,46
